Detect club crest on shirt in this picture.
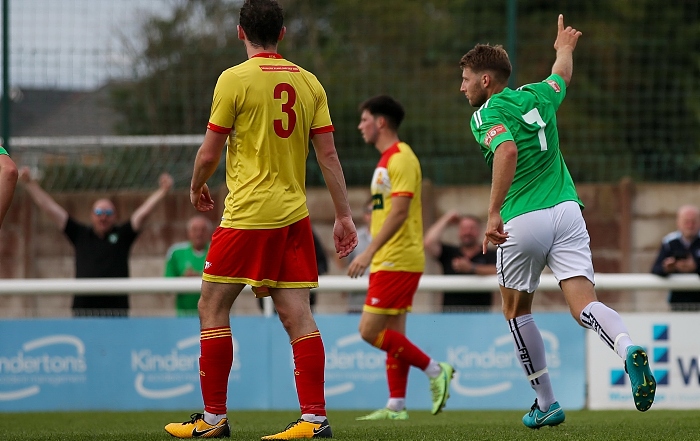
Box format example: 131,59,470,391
545,79,561,92
370,167,391,195
484,124,507,147
108,233,118,244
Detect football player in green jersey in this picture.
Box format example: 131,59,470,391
459,15,655,428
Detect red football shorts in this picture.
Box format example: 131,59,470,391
202,216,319,297
363,271,422,315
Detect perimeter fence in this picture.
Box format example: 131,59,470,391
1,0,698,190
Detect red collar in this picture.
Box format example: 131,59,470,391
251,52,283,59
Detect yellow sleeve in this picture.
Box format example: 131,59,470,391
208,70,243,132
387,151,420,198
310,80,333,133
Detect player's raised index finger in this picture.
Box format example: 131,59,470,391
558,14,564,32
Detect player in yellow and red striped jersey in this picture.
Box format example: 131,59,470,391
165,1,357,439
348,95,454,422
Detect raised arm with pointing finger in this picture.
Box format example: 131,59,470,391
551,13,582,87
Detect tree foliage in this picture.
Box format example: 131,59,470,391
110,0,700,184
110,0,244,135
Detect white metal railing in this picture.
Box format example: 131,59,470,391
1,273,698,294
9,135,203,148
1,274,697,316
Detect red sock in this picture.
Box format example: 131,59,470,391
386,356,410,398
374,329,430,370
200,326,233,415
291,330,326,416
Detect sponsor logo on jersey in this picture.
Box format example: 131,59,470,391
483,124,507,147
546,79,561,92
260,65,300,72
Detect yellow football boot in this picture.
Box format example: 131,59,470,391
261,418,332,440
164,413,230,438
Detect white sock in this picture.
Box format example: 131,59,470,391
386,398,405,411
424,359,441,378
509,314,556,412
580,301,633,359
301,414,326,423
203,411,226,425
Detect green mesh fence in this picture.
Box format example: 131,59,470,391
2,0,699,190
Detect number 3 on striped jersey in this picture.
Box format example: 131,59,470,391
522,108,547,151
274,83,297,138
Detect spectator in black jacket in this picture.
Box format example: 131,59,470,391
651,204,700,311
424,211,497,312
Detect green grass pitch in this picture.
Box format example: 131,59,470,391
1,409,699,440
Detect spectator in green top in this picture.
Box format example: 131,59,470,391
164,215,214,316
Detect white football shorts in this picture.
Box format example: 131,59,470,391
496,200,595,293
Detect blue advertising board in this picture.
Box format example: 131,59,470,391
0,313,584,411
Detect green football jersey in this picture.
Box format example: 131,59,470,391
0,146,8,155
164,241,209,315
470,73,583,223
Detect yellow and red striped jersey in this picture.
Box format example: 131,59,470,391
208,53,333,229
369,142,424,273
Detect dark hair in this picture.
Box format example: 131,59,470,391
358,95,405,131
239,0,284,48
459,44,512,84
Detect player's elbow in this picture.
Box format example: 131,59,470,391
495,142,518,161
197,150,220,169
1,162,18,184
552,69,572,87
393,208,409,225
0,156,17,179
315,145,339,167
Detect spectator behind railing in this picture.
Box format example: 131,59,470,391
164,215,214,316
424,211,497,312
18,167,173,317
651,204,700,311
